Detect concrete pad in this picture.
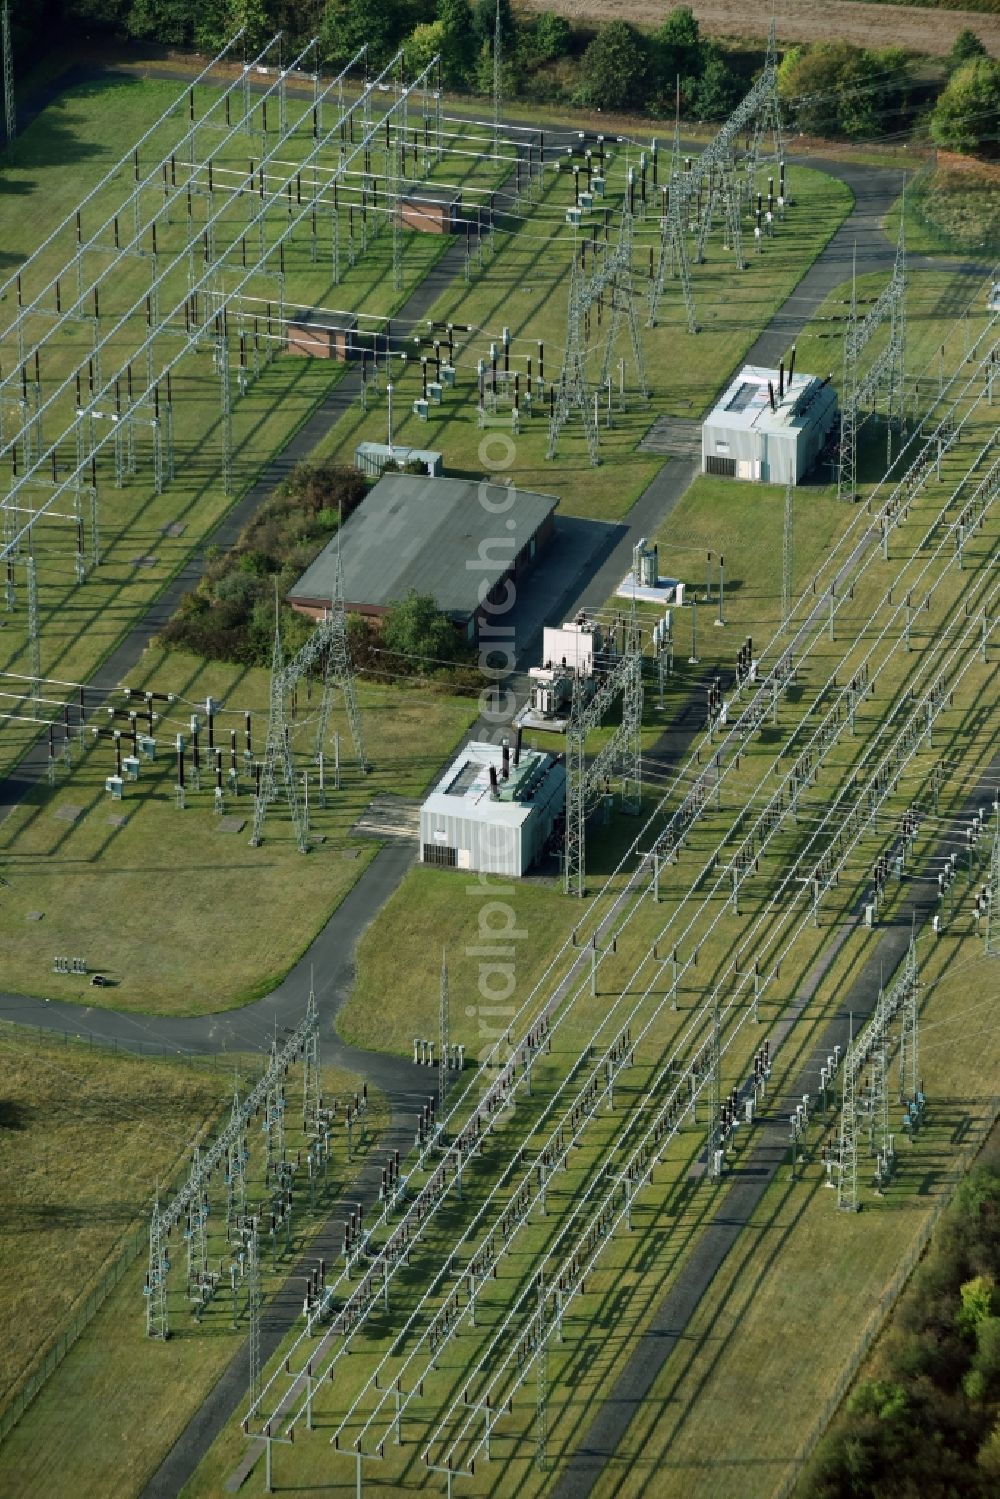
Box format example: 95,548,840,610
129,554,158,568
217,816,247,834
54,804,83,822
107,814,128,828
614,571,682,605
161,521,186,538
26,911,44,921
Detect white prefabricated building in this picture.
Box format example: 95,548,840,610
420,740,565,876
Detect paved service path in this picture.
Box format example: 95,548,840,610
0,72,983,1493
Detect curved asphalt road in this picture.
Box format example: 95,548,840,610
0,79,987,1493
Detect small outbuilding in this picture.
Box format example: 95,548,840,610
702,363,838,485
420,738,565,876
287,309,359,361
354,441,443,479
398,190,461,234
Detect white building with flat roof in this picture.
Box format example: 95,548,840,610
702,363,838,485
420,739,565,877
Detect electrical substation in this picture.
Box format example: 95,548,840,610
1,13,999,1497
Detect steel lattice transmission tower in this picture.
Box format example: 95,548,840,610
302,974,322,1134
251,605,308,852
563,605,643,896
648,84,697,333
838,219,907,500
986,825,1000,957
226,1079,248,1240
493,0,503,150
247,1222,262,1413
691,21,783,270
598,203,651,404
706,995,721,1174
312,542,367,771
563,672,588,898
439,948,449,1121
145,1195,169,1338
836,1022,859,1212
548,258,600,467
781,477,794,631
1,3,14,145
251,554,367,850
897,949,920,1102
548,205,647,465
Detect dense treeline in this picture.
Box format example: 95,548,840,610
16,1,995,149
802,1144,1000,1497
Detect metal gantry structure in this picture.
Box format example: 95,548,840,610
1,2,14,145
690,20,785,271
547,202,648,465
836,938,920,1212
563,611,643,897
250,548,367,851
144,994,319,1339
647,87,697,334
838,221,908,500
986,824,1000,956
782,476,794,632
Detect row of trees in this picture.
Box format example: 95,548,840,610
804,1145,1000,1496
18,4,996,152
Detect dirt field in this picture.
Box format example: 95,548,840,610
523,0,1000,57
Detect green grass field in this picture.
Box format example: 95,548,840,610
0,1042,384,1497
0,644,478,1013
0,1031,228,1410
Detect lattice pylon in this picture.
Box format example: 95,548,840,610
250,601,308,852
2,3,14,145
598,207,649,400
563,671,588,897
493,0,503,150
303,973,322,1134
896,941,920,1100
986,826,1000,957
836,1023,859,1212
547,259,600,467
439,948,449,1121
226,1078,247,1240
247,1223,262,1413
706,996,721,1174
838,247,860,502
884,213,907,467
619,600,643,813
647,185,697,334
781,477,794,631
314,541,367,773
145,1196,170,1339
